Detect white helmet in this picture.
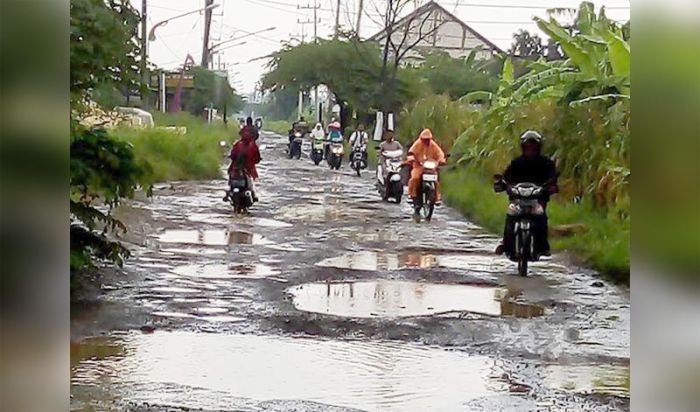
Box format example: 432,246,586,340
520,130,543,145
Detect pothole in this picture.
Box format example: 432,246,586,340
171,263,280,279
71,331,507,411
542,363,629,397
316,251,506,273
287,280,546,318
157,229,271,246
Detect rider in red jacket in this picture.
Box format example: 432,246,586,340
225,119,261,202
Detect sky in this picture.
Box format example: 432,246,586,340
134,0,630,94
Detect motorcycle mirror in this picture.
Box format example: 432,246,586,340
445,153,451,159
374,146,381,151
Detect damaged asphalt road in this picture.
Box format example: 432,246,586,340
71,131,630,411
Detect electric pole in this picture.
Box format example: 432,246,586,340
140,0,149,108
355,0,363,37
298,2,320,43
334,0,341,39
298,1,321,121
201,0,214,67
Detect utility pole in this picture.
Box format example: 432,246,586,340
355,0,363,37
298,2,320,43
334,0,341,39
299,1,321,122
140,0,149,108
201,0,214,67
296,18,313,43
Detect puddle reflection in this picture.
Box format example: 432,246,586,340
288,280,546,318
71,331,505,411
158,229,271,246
316,251,503,273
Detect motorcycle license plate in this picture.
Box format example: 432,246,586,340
423,174,438,182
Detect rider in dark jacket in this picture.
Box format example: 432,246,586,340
495,131,558,257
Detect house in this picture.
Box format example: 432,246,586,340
368,1,502,64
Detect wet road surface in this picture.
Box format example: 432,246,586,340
71,131,630,411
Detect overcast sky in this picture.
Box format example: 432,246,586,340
134,0,630,94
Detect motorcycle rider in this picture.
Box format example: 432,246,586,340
326,120,344,160
494,130,558,257
349,124,369,165
378,130,403,181
406,129,447,216
240,116,259,142
224,127,261,202
289,116,309,147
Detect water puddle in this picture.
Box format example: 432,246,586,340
316,251,504,273
71,331,506,411
171,263,280,279
161,247,226,255
288,280,546,318
158,229,271,246
245,217,293,228
542,363,629,397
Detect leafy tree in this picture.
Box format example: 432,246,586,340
256,86,299,121
70,0,147,276
509,29,544,59
262,39,421,128
70,0,141,106
410,50,500,99
185,66,244,117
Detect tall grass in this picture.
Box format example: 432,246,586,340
110,112,234,183
264,120,290,135
397,94,478,149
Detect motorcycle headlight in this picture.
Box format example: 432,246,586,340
423,160,438,169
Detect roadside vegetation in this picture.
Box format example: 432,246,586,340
110,113,230,184
70,0,241,281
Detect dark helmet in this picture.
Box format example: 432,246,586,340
246,116,253,126
520,130,543,146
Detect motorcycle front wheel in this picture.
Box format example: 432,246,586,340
516,230,530,276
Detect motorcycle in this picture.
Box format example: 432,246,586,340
310,135,325,165
412,159,441,222
288,131,303,159
494,175,546,276
328,142,344,170
228,169,255,214
377,148,404,203
350,144,367,177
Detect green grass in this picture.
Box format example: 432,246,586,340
264,120,290,135
442,167,630,283
110,112,232,183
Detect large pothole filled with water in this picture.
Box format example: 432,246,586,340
287,280,546,318
71,331,507,411
157,229,271,246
